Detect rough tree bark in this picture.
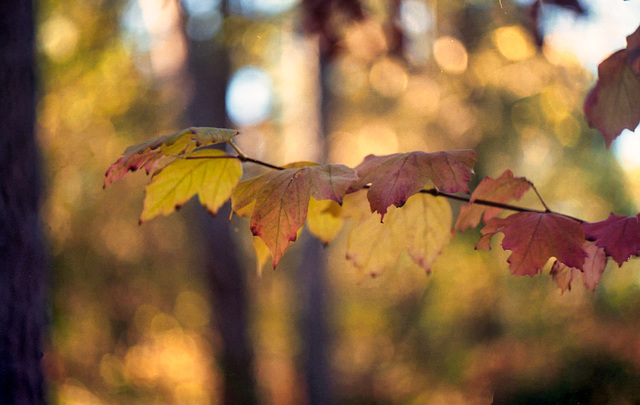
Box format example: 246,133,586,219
0,0,48,404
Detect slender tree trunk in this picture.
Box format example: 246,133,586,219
295,44,335,405
0,1,48,404
184,5,258,405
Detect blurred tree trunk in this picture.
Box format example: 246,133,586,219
0,1,47,404
183,4,258,405
294,31,336,405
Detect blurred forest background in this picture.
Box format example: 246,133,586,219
36,0,640,403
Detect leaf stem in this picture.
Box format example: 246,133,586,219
528,181,552,212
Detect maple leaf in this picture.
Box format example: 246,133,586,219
584,25,640,148
582,213,640,266
307,198,344,245
550,242,607,293
346,193,452,276
455,170,531,232
104,127,239,187
350,150,477,220
139,149,242,223
232,163,358,267
476,212,587,277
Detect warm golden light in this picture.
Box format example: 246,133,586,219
369,56,408,97
433,36,468,74
492,26,535,62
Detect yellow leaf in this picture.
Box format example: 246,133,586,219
346,192,452,276
253,236,271,277
105,127,239,186
307,198,344,244
140,149,242,223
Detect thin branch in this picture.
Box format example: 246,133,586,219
418,188,584,223
179,150,585,223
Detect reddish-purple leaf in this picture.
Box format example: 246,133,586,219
455,170,531,232
104,127,239,187
232,163,358,267
582,213,640,266
477,212,587,277
551,242,607,293
584,25,640,148
350,150,477,220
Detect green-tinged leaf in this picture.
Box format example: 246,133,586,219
455,170,531,231
140,149,242,223
346,192,452,276
104,127,239,187
307,198,344,244
232,163,358,267
349,150,476,221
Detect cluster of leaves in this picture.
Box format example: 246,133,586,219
105,24,640,292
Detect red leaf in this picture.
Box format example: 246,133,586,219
477,212,587,277
455,170,531,232
584,25,640,148
582,213,640,266
232,163,358,267
550,242,607,292
350,150,477,220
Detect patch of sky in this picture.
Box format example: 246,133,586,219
120,0,152,53
226,66,273,126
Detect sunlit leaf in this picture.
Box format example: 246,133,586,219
307,198,344,244
455,169,531,232
476,212,587,277
346,193,452,276
232,163,358,267
253,236,271,277
104,127,239,186
349,150,476,221
140,149,242,223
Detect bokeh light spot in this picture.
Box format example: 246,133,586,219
433,36,468,74
493,26,535,62
400,0,432,35
40,15,79,63
226,66,273,126
369,57,408,98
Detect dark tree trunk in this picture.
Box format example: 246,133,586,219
183,6,258,405
294,46,335,405
0,1,48,404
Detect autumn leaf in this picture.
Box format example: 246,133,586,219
140,149,242,223
350,150,477,220
550,242,607,293
476,212,587,277
346,193,452,276
455,170,531,232
307,198,344,244
232,163,358,267
582,213,640,266
104,127,239,187
584,25,640,148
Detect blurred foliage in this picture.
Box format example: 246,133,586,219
36,0,640,404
